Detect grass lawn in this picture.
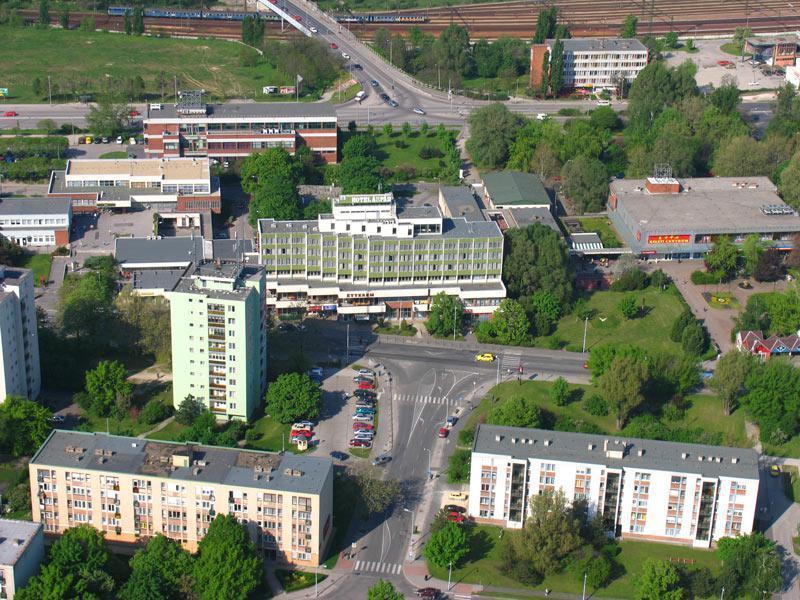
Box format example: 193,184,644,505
537,286,687,353
720,42,749,57
323,473,360,568
336,82,362,103
765,434,800,458
575,217,623,248
99,151,129,159
244,415,294,452
146,419,188,441
21,253,52,286
374,324,417,336
0,457,26,490
372,129,455,181
0,26,299,103
781,465,800,502
460,74,528,96
427,525,720,597
81,383,174,436
275,569,327,593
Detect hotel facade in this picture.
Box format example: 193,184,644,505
469,425,759,548
257,193,506,320
30,431,333,567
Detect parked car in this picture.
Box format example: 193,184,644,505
330,451,348,460
355,408,375,416
448,491,468,501
413,107,426,115
353,424,374,432
116,136,123,144
277,322,297,332
444,504,466,514
355,400,375,408
330,42,338,49
354,389,376,399
349,439,371,448
770,465,781,477
447,512,465,523
353,431,374,440
475,353,496,362
290,429,312,438
358,381,375,390
446,416,458,427
129,110,140,117
370,80,379,87
353,375,374,383
353,414,373,422
101,137,109,143
389,100,399,108
438,427,449,438
2,111,18,117
353,63,363,70
372,454,391,466
415,588,440,599
50,414,66,423
358,368,375,376
292,421,314,430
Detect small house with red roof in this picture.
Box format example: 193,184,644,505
736,330,800,359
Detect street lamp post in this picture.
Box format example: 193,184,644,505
582,571,587,599
424,448,432,479
448,561,453,591
453,302,457,340
315,565,318,597
582,316,589,353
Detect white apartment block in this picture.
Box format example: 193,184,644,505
0,520,44,599
0,197,71,248
30,431,334,567
0,267,40,401
469,425,759,548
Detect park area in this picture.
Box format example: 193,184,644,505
0,26,295,103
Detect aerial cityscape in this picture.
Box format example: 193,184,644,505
1,0,800,597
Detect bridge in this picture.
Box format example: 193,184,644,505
256,0,313,36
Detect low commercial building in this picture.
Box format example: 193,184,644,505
0,267,40,402
0,520,44,599
168,262,267,421
257,193,506,320
0,197,71,248
469,425,760,548
745,36,798,66
482,172,551,210
736,330,800,359
530,38,648,90
144,92,338,163
608,176,800,259
30,430,333,566
48,157,221,213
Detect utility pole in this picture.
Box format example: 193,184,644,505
48,76,52,105
346,323,350,358
582,572,587,599
452,302,457,340
448,562,453,590
582,316,589,353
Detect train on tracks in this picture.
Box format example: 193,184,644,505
333,14,427,23
108,6,280,21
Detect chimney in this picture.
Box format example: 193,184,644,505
731,457,739,464
682,452,688,459
603,439,608,452
511,437,518,444
588,443,594,451
698,455,704,461
495,434,503,443
637,449,644,457
544,439,551,447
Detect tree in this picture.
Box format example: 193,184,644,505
717,533,782,598
116,287,172,364
533,7,557,43
120,535,194,600
435,24,473,82
17,525,115,600
744,358,800,442
664,31,678,49
87,100,130,138
175,394,205,426
265,372,321,424
600,355,648,429
620,14,638,38
636,559,683,600
401,122,411,138
424,521,469,568
336,155,385,194
132,6,144,34
765,288,800,336
355,471,400,515
712,136,772,177
575,553,613,589
590,106,620,131
58,267,116,343
550,376,570,406
488,396,543,428
503,490,582,578
447,448,471,483
466,103,524,169
504,223,574,305
0,396,53,457
710,350,753,415
753,248,785,282
492,298,530,345
549,38,565,97
779,152,800,210
741,233,766,275
618,295,639,320
670,310,695,342
538,50,551,97
83,360,133,418
680,321,707,356
193,515,261,600
124,11,132,34
704,237,738,279
241,148,303,224
626,61,697,134
38,0,49,26
710,83,740,114
532,143,562,180
561,156,609,213
732,26,752,53
58,4,69,28
367,579,405,600
426,292,464,338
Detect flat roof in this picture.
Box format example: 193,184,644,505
172,262,263,300
0,520,42,567
611,177,800,235
258,216,502,240
148,102,337,121
212,239,254,261
0,196,71,216
66,158,210,180
474,425,760,480
500,207,560,233
115,236,205,266
440,186,484,221
31,430,332,496
130,268,187,292
482,171,551,207
50,171,220,201
547,37,648,53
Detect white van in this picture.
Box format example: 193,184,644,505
596,99,611,106
355,90,366,103
149,103,163,111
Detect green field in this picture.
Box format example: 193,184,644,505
145,419,188,441
575,217,623,248
371,129,457,182
22,253,53,285
429,525,720,597
0,26,296,103
537,286,687,353
276,570,326,593
99,151,129,159
82,383,174,436
245,415,294,452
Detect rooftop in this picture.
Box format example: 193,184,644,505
0,520,42,567
0,196,71,216
499,206,560,233
546,37,648,53
0,266,30,285
147,101,337,121
212,239,254,262
474,425,760,480
439,186,484,221
115,236,206,267
482,171,551,207
611,177,800,235
258,216,502,239
130,267,188,292
49,171,220,202
172,262,264,299
31,430,332,496
65,157,210,180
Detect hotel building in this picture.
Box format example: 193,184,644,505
257,193,506,320
469,425,759,548
168,262,267,421
30,430,333,566
143,93,338,163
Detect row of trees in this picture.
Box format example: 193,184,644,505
18,517,262,600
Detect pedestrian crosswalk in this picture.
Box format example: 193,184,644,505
501,353,522,369
393,393,449,405
354,560,403,575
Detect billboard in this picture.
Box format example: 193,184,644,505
279,86,296,95
647,234,690,245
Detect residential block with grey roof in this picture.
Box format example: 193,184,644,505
0,520,44,599
144,92,338,163
469,425,759,548
257,192,506,321
0,267,40,402
608,176,800,259
30,430,333,565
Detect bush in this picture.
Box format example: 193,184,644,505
583,394,609,416
691,270,725,285
670,310,696,342
458,426,475,446
419,146,443,160
617,295,639,319
550,377,570,406
139,399,173,425
610,268,648,291
650,269,670,289
245,428,261,443
447,449,471,483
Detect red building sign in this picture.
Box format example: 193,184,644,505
647,234,691,245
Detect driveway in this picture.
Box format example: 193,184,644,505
761,457,800,598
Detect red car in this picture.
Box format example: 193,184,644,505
353,423,374,431
438,427,449,438
3,111,17,117
293,14,301,21
358,381,375,390
330,42,338,49
447,512,465,523
290,429,312,438
349,439,371,448
129,110,140,117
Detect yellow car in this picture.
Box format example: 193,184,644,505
448,491,468,501
475,353,496,363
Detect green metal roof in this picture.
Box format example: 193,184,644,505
483,171,550,206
